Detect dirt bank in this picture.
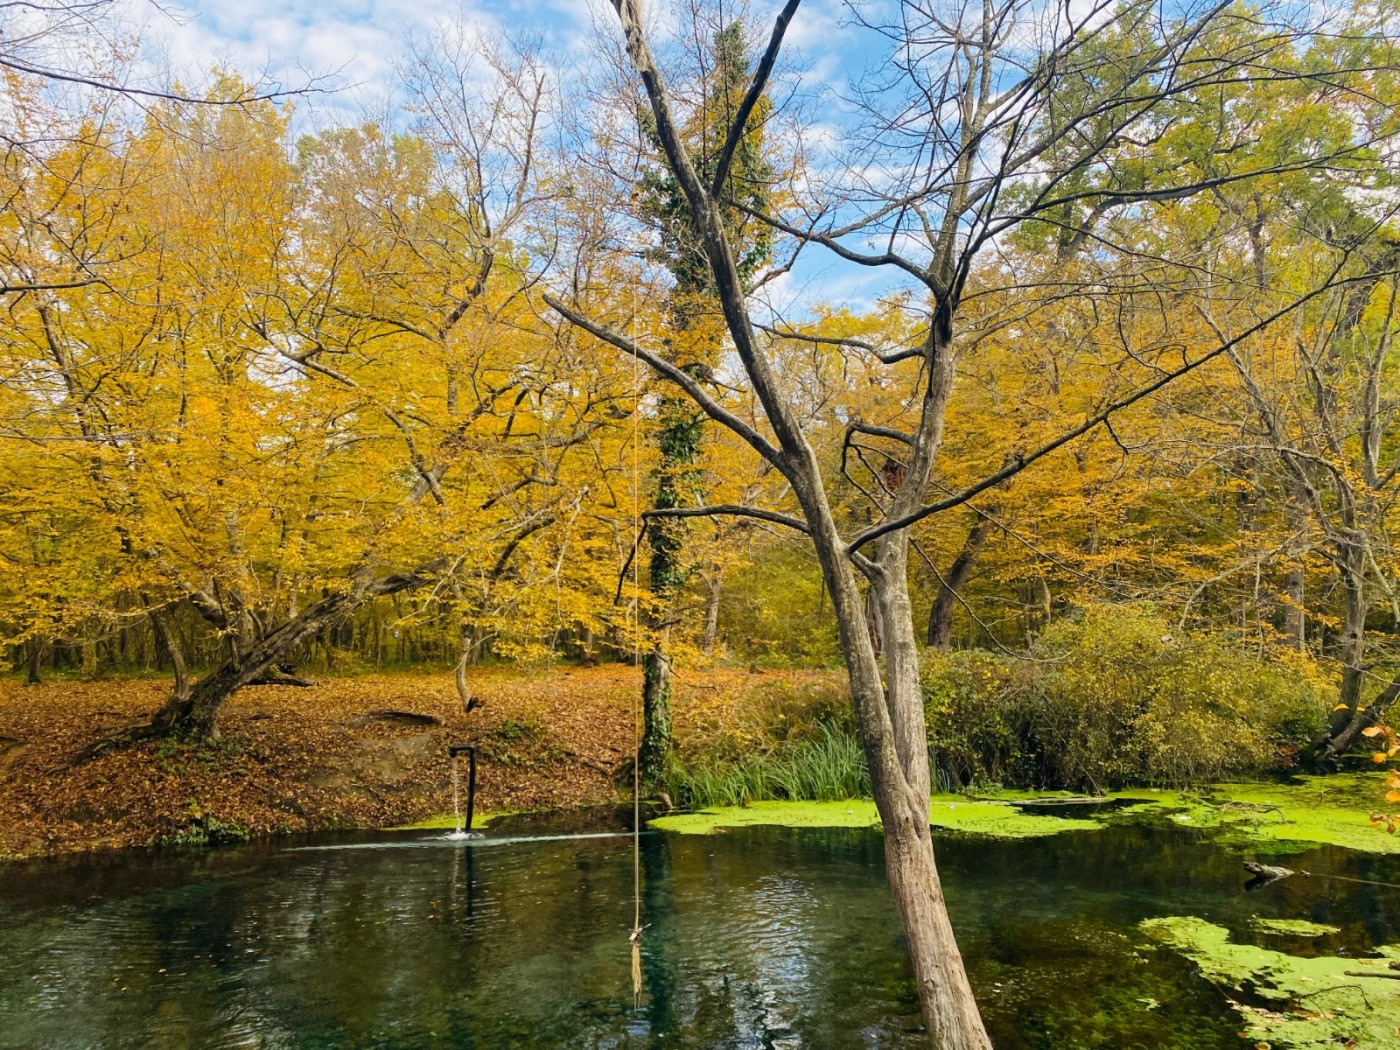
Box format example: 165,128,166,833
0,666,837,860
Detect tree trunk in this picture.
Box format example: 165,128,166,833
637,400,697,784
804,482,992,1050
454,646,473,712
1323,668,1400,764
702,570,722,657
884,800,990,1048
1283,564,1306,650
559,9,991,1039
320,625,337,672
1282,481,1308,650
24,638,43,685
928,515,990,648
453,621,482,713
144,597,191,704
1312,558,1369,766
865,589,884,657
639,642,673,784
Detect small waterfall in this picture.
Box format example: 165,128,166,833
444,745,480,841
451,752,464,835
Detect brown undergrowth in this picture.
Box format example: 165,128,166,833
0,666,839,860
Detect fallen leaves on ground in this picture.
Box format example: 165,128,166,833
0,665,840,860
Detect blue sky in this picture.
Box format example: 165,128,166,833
134,0,897,313
142,0,855,122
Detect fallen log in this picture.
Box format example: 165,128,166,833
365,709,443,727
246,672,318,688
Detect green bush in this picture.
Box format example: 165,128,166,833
922,649,1028,789
922,604,1329,791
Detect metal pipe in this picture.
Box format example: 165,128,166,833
447,743,477,832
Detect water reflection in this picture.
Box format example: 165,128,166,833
3,815,1400,1049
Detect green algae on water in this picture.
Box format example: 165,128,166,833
1138,776,1400,855
1143,915,1400,1049
647,800,881,835
927,797,1100,837
649,797,1100,838
654,773,1400,852
1250,918,1341,937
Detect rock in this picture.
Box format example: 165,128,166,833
1243,861,1295,888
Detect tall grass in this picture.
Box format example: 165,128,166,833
662,724,870,809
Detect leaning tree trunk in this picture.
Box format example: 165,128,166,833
804,483,992,1050
152,618,320,739
151,568,429,739
928,514,991,648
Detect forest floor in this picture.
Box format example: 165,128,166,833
0,665,839,860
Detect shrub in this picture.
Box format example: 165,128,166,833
674,674,853,760
921,649,1027,789
922,604,1330,791
1029,605,1327,788
158,803,250,847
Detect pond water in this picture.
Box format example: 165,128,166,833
2,812,1399,1050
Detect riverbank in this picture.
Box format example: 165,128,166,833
0,667,838,859
3,667,1395,862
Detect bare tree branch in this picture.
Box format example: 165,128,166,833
544,291,785,469
709,0,801,196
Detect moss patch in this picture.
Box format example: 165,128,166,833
1143,915,1400,1049
928,797,1101,837
1251,918,1342,937
1126,777,1400,855
648,800,880,834
387,810,511,831
649,796,1100,838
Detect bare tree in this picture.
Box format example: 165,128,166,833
0,0,322,104
548,0,1391,1045
1218,233,1400,765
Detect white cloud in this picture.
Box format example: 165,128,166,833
126,0,592,124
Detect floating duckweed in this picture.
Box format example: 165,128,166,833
649,797,1100,838
1143,916,1400,1049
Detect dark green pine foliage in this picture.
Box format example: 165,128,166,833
635,21,774,785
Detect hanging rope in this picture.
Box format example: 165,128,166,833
629,289,644,1008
